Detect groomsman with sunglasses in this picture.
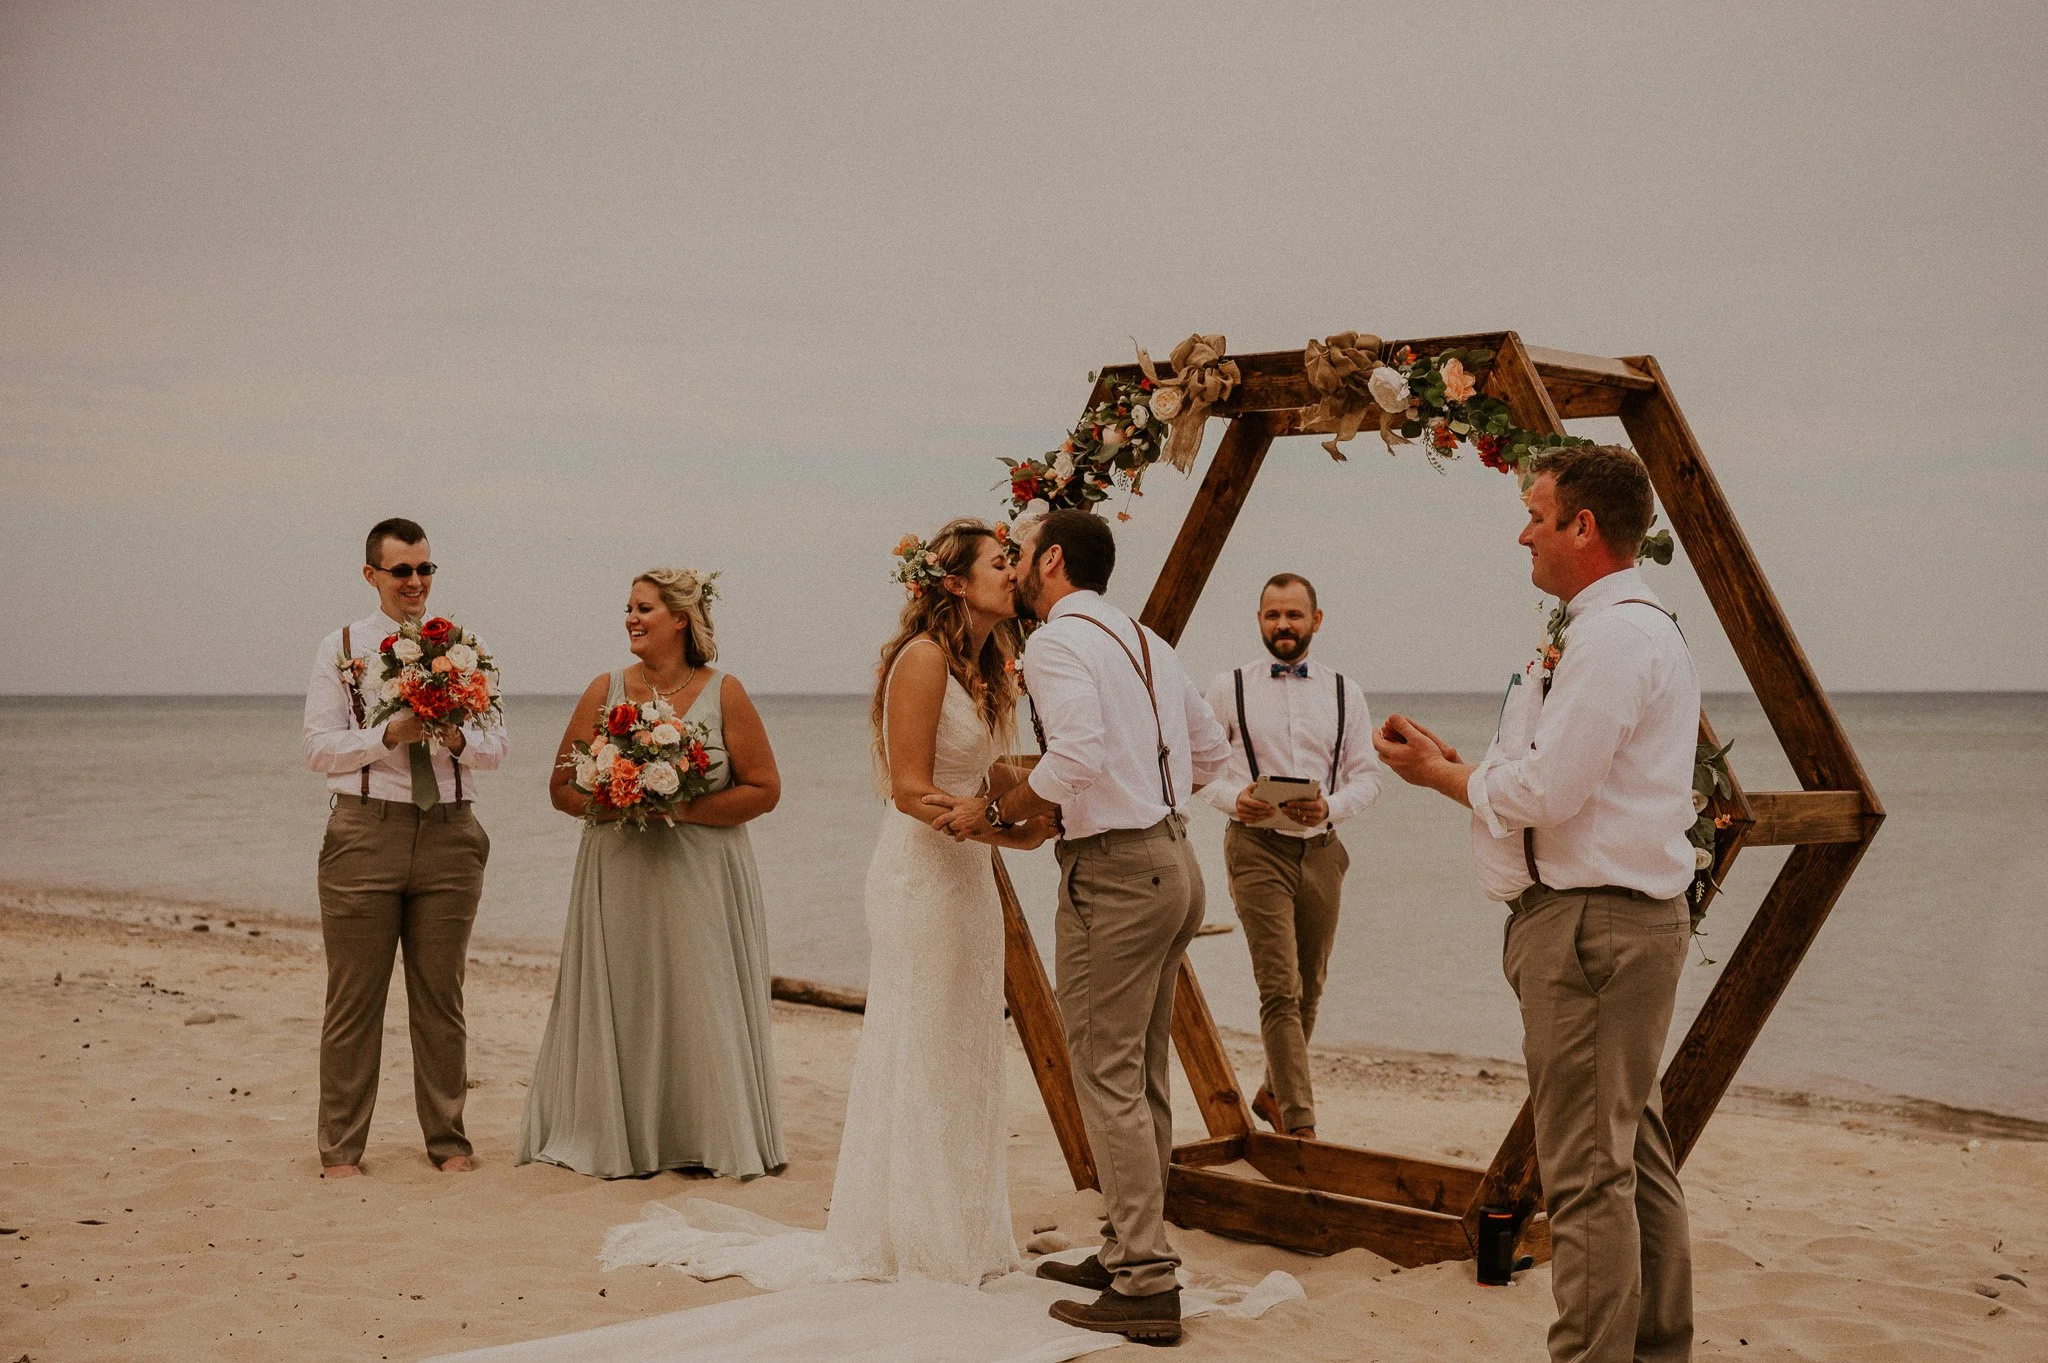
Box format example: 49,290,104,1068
301,518,505,1177
1199,573,1383,1139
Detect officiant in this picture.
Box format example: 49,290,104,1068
1198,573,1383,1139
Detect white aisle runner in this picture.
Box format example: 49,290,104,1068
427,1199,1306,1363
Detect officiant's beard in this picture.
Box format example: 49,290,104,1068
1262,628,1308,662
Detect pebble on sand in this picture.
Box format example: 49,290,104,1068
184,1012,217,1026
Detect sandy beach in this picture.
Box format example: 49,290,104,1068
2,890,2043,1362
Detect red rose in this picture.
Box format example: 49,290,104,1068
419,617,455,644
607,703,639,737
379,635,398,652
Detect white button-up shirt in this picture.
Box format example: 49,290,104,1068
1467,567,1700,901
1023,591,1232,842
303,610,508,803
1199,658,1384,838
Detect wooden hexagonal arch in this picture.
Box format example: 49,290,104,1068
993,332,1884,1269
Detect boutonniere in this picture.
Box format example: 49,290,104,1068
1537,602,1569,687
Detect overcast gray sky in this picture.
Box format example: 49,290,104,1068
4,0,2043,696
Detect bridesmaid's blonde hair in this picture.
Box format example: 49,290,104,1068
634,567,718,667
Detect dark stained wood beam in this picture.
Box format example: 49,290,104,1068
1662,839,1874,1161
995,848,1096,1190
1743,790,1869,846
1619,358,1882,810
1166,1165,1475,1266
1168,956,1255,1139
1138,414,1277,646
1240,1133,1483,1215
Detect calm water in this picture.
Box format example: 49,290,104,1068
1,692,2041,1122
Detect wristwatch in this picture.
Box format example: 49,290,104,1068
984,796,1014,832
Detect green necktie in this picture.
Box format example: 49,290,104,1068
409,740,440,811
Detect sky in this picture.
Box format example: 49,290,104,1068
3,0,2043,697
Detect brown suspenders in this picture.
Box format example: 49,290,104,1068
1068,613,1176,810
1522,598,1675,886
338,623,464,803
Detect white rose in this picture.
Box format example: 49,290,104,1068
392,638,422,664
1693,789,1709,813
1099,424,1125,448
1148,387,1183,420
1052,451,1076,481
1367,366,1410,414
1131,404,1150,427
593,743,620,767
445,643,478,672
1694,846,1714,870
649,722,682,748
573,756,598,789
641,761,681,797
1024,498,1050,518
380,678,402,702
639,701,660,724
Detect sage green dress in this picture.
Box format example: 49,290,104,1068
517,670,786,1179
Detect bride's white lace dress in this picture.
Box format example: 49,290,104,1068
823,653,1019,1282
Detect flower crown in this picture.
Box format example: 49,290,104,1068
889,535,947,597
888,522,1014,597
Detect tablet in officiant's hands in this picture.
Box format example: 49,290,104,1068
1246,775,1321,829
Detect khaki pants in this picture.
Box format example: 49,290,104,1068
316,796,489,1167
1507,884,1694,1363
1222,822,1348,1132
1054,816,1205,1298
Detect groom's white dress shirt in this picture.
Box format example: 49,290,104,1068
1467,567,1700,902
1198,658,1385,838
303,609,508,803
1023,591,1231,842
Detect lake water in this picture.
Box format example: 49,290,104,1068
1,691,2040,1122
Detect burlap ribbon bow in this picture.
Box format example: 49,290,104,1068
1135,334,1241,472
1303,331,1409,460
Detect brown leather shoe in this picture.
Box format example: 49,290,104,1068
1035,1254,1113,1291
1251,1085,1285,1132
1048,1287,1182,1344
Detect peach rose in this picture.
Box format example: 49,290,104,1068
1440,357,1477,403
430,656,453,674
609,757,643,803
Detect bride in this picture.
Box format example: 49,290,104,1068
828,517,1052,1283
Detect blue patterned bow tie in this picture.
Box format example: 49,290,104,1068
1271,662,1309,678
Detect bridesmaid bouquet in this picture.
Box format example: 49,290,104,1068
566,697,721,827
363,615,503,733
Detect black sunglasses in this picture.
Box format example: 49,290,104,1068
371,561,438,579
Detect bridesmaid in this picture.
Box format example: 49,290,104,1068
518,567,786,1179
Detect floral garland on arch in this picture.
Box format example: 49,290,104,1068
999,331,1611,527
1000,370,1171,521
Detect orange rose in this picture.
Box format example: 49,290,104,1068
430,656,453,674
608,757,643,803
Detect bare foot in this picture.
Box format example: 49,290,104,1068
322,1163,363,1179
435,1154,475,1173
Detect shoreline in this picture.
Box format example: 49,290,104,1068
9,880,2044,1146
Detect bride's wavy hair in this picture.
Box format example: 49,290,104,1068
870,518,1022,776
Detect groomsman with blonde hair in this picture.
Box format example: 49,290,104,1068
302,518,506,1178
1199,572,1383,1139
1376,445,1698,1363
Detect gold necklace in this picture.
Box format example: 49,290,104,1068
647,663,698,701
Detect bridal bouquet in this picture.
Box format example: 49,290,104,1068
565,697,721,827
363,615,502,733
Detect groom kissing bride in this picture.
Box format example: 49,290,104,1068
607,509,1228,1350
933,508,1230,1345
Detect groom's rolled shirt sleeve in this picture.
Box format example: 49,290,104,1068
1022,630,1104,806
